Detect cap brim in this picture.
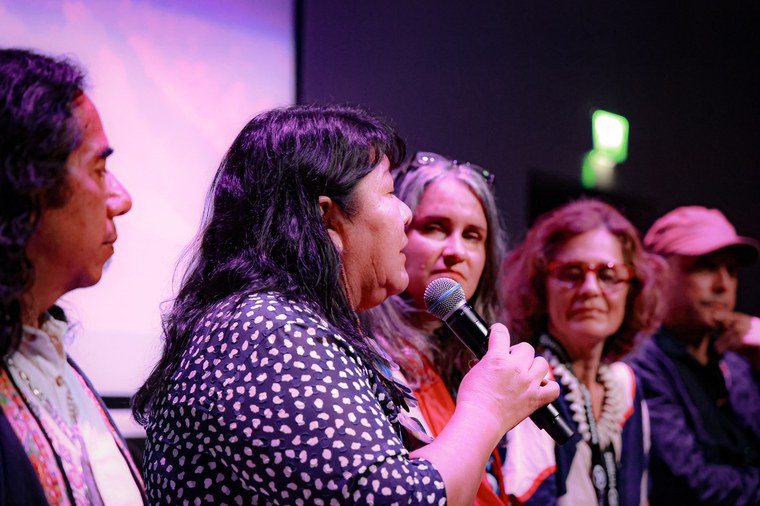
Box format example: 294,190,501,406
688,238,760,266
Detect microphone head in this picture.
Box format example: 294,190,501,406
424,278,466,320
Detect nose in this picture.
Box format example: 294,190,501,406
442,233,467,264
712,265,735,293
577,271,603,295
400,200,412,227
106,172,132,217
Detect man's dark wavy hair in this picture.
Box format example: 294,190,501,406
0,48,86,359
132,104,406,424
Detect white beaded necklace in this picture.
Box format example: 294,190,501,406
539,334,624,506
546,355,626,451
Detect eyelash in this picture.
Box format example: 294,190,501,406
420,223,483,241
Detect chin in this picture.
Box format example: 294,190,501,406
388,275,410,298
72,272,103,291
569,324,616,341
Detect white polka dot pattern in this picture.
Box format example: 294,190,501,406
143,292,446,505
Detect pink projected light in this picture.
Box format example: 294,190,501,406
0,0,295,411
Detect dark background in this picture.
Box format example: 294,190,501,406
297,1,760,314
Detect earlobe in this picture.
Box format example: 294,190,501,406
327,229,344,254
319,195,344,255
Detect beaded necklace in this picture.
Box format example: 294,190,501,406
5,356,104,506
538,334,620,506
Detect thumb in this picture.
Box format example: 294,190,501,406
487,323,512,353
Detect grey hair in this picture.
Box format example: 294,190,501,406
366,155,508,389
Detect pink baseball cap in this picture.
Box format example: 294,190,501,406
644,206,759,265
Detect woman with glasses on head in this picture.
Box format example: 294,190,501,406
500,199,666,506
368,151,512,505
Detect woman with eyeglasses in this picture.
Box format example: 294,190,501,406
368,151,514,505
134,111,559,506
500,199,666,506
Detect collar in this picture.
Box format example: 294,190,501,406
20,313,69,365
656,326,722,367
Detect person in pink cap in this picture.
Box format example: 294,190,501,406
627,205,760,506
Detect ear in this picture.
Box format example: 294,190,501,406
319,195,344,255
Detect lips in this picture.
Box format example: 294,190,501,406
702,301,729,310
568,307,605,318
430,270,465,283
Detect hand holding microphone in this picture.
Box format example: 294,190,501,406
425,277,574,445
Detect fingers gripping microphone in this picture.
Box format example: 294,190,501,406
424,278,574,445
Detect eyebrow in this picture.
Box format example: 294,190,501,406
99,147,114,160
415,215,487,230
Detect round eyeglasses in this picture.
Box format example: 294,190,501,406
546,260,635,290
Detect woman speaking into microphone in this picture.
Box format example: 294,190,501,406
133,110,558,506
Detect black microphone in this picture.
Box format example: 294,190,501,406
424,277,574,445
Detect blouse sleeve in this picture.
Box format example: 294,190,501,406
151,296,446,505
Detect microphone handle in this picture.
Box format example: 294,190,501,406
444,306,574,445
445,306,490,358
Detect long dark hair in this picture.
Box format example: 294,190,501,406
133,104,405,424
0,48,85,359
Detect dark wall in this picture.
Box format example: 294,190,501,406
297,2,760,313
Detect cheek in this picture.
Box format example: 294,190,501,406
609,294,628,324
470,247,487,278
545,287,567,321
403,235,434,272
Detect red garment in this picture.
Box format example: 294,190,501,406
414,362,508,506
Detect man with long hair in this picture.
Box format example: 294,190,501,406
0,48,145,505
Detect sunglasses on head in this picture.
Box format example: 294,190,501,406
398,151,496,188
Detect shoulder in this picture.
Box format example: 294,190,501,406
625,331,672,379
203,292,331,334
178,292,368,403
606,361,644,421
722,350,754,372
191,292,344,356
607,361,637,395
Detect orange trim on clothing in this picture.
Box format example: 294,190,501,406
619,363,637,426
414,361,507,505
515,464,557,504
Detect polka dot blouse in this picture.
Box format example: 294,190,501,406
143,292,446,505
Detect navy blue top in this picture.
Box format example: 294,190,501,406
627,328,760,505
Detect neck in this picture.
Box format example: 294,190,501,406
571,355,602,387
665,324,712,366
411,311,443,333
548,332,604,387
21,280,61,329
686,334,712,366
